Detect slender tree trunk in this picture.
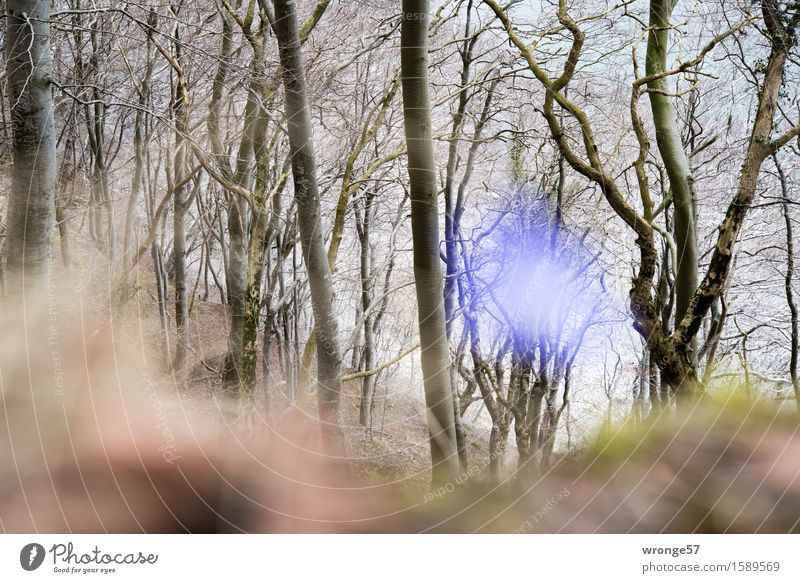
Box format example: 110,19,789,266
400,0,460,485
55,132,75,269
775,155,799,410
170,9,190,373
528,383,545,455
463,297,507,481
122,16,155,296
224,0,333,392
205,8,247,387
442,1,478,471
223,91,256,387
351,303,364,371
152,240,172,365
539,382,558,460
242,153,287,397
512,361,532,468
488,423,509,480
4,0,57,289
273,0,344,452
356,193,377,435
261,216,284,417
541,363,571,468
648,354,662,413
646,0,698,353
238,118,270,397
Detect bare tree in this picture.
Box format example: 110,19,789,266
646,0,698,356
401,0,460,484
484,0,799,398
272,0,344,450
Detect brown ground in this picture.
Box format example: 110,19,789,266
173,299,493,494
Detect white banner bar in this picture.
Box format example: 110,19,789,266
1,534,798,582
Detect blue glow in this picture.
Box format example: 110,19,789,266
471,189,606,355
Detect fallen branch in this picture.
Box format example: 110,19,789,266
342,342,420,381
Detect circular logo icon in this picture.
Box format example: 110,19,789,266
20,543,46,571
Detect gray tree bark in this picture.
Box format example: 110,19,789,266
401,0,460,485
169,7,190,372
224,94,255,386
443,2,479,470
356,192,377,435
4,0,57,289
122,11,155,293
272,0,344,452
646,0,698,346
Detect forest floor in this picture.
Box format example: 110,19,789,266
169,300,494,494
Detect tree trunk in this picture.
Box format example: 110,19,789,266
205,9,248,387
356,193,377,435
223,91,256,388
648,354,662,414
170,9,190,373
646,0,698,355
55,132,75,269
775,154,799,410
400,0,460,485
443,2,478,471
665,0,792,396
488,423,509,481
122,15,155,292
241,151,287,398
4,0,57,289
511,361,532,469
273,0,344,452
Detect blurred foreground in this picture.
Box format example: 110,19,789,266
1,293,798,533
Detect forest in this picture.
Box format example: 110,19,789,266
1,0,800,533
